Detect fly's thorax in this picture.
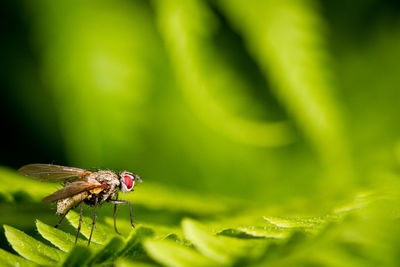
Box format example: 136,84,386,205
86,170,119,184
89,170,120,202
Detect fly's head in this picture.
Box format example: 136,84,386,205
119,171,142,193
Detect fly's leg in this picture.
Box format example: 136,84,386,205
108,200,135,228
55,209,70,228
112,193,121,235
75,201,84,244
88,196,99,246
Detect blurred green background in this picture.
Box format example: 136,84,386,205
1,0,400,255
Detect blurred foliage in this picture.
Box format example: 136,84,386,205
1,0,400,265
1,0,361,201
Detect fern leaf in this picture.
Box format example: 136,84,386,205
182,218,267,265
118,226,155,259
144,239,219,267
88,236,126,265
58,246,92,267
36,220,99,252
66,210,111,244
0,248,37,267
3,225,65,265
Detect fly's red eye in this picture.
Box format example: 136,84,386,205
124,175,133,189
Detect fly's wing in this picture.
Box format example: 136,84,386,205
42,181,106,202
18,164,91,182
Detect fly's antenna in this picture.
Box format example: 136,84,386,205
134,174,142,183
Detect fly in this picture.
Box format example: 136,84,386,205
18,163,142,245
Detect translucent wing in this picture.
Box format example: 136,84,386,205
18,164,91,182
42,181,106,202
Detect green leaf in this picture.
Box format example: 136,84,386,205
218,226,289,239
3,225,65,265
89,236,126,265
66,210,112,244
36,219,100,252
333,192,375,215
58,246,92,267
182,218,267,265
163,233,183,243
263,216,326,234
0,248,37,267
144,239,219,267
119,226,155,259
153,0,293,147
218,0,354,191
115,258,159,267
263,216,326,228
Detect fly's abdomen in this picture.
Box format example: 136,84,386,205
56,191,89,214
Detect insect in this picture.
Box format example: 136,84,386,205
18,163,142,245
